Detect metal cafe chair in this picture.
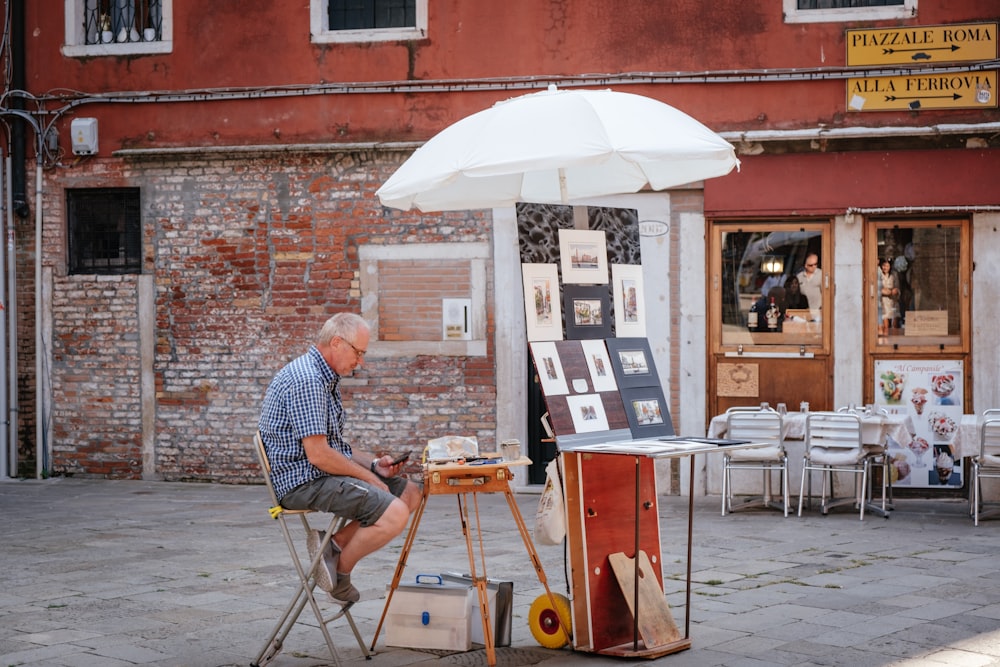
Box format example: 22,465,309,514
722,409,788,517
972,409,1000,526
839,404,892,514
251,433,370,667
798,412,870,520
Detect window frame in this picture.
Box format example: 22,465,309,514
711,219,832,355
864,217,971,354
310,0,427,44
63,0,173,57
358,241,488,357
67,187,143,276
782,0,916,24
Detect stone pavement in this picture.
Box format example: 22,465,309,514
2,477,1000,667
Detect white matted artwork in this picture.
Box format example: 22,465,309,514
580,339,618,393
558,229,609,285
521,263,563,341
529,341,570,396
566,393,610,433
611,264,646,338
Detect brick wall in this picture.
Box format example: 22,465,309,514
377,259,472,341
34,148,496,481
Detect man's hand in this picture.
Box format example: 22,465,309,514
302,435,390,490
371,454,407,478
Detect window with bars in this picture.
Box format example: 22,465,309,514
797,0,903,7
64,0,171,55
311,0,426,43
67,188,142,275
329,0,415,31
784,0,915,22
83,0,162,44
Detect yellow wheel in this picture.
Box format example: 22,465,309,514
528,592,572,649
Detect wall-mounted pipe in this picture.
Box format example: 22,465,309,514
4,154,13,478
10,0,28,218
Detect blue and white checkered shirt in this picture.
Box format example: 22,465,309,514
258,346,353,501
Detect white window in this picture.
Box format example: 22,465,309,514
783,0,916,23
63,0,173,57
311,0,427,44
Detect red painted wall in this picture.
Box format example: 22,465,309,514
706,148,1000,216
26,2,999,151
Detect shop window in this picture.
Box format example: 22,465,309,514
783,0,916,23
311,0,427,43
64,0,172,56
715,222,828,349
67,188,142,275
868,220,969,351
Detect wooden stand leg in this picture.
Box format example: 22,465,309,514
369,490,430,652
503,486,571,646
457,493,496,666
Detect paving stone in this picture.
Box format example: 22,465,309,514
3,480,1000,667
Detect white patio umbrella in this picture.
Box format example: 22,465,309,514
376,84,739,212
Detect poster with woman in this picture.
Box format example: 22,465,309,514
875,360,964,489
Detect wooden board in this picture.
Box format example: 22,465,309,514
608,550,681,647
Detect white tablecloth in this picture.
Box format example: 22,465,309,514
948,414,981,460
708,411,914,448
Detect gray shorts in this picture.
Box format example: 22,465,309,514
280,474,410,527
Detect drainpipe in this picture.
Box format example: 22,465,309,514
10,0,28,219
0,155,6,479
32,139,45,478
0,112,44,478
5,155,14,478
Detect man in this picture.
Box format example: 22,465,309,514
796,252,823,310
259,312,422,602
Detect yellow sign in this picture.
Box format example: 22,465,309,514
847,70,997,111
846,22,997,66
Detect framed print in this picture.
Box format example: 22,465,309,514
612,264,646,338
530,341,570,396
563,285,612,340
566,393,611,434
580,339,618,393
521,263,563,342
558,229,609,285
605,337,660,389
621,386,675,438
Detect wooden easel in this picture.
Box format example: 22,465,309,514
370,457,569,666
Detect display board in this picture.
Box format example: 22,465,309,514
875,359,964,489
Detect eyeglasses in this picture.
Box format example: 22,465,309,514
338,336,366,360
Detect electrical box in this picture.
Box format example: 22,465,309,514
442,298,472,341
71,118,99,155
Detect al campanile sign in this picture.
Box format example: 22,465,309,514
845,22,997,112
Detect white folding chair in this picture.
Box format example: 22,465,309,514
722,410,788,517
252,433,370,667
833,405,893,515
798,412,870,520
972,410,1000,526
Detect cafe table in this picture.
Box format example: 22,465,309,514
708,410,916,517
708,410,915,449
942,414,981,459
